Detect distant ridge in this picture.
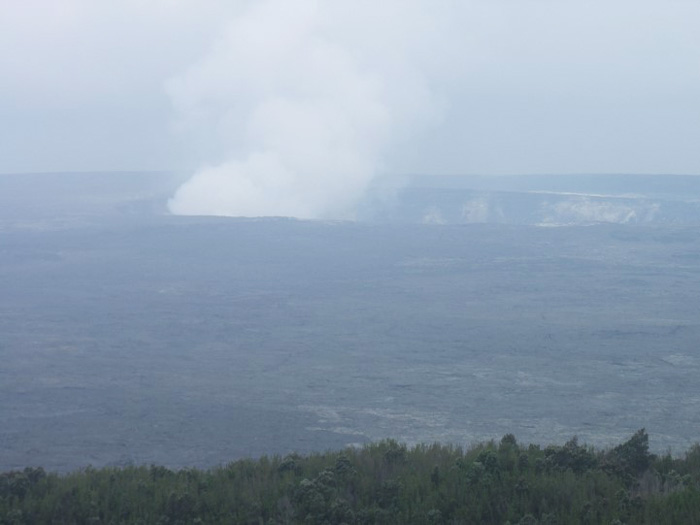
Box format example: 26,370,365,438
405,173,700,198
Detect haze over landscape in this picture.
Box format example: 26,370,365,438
3,0,700,217
2,0,700,482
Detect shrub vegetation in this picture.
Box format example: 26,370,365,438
3,429,700,524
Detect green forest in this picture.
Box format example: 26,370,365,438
3,430,700,524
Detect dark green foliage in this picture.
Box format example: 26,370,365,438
544,437,597,474
2,430,700,524
603,428,653,480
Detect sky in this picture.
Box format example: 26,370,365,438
1,0,699,217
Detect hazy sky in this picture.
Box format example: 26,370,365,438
1,1,699,215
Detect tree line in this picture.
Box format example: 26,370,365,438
2,429,700,524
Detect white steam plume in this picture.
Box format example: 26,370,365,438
167,0,443,219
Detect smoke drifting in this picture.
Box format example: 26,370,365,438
167,0,442,219
164,0,700,219
3,1,699,180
